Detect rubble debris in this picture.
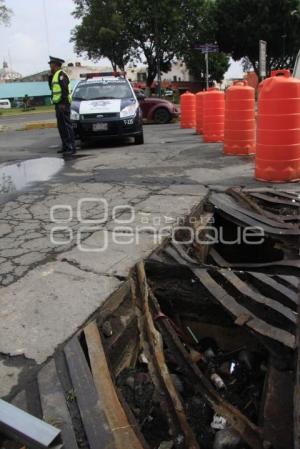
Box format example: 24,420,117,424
102,321,113,337
158,441,174,449
212,429,241,449
7,188,297,449
131,261,200,449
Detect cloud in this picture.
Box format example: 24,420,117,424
0,0,78,75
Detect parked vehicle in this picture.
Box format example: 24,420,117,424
164,89,174,97
135,89,179,124
0,99,11,109
71,72,144,145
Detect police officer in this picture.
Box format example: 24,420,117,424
48,56,76,156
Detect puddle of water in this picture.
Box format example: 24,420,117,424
0,157,64,194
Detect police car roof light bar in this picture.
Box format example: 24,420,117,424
80,71,127,79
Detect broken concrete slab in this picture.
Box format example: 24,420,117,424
58,231,157,278
0,261,120,364
0,361,22,398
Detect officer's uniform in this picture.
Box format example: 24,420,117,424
48,56,76,155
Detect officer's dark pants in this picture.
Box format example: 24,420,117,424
55,103,76,153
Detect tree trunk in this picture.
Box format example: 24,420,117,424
145,57,157,87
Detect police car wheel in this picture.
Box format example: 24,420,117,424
134,132,144,145
153,107,171,124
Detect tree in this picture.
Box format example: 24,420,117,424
178,0,230,84
71,0,214,87
0,0,12,25
71,0,230,87
71,0,134,70
214,0,300,76
185,51,230,85
119,0,189,87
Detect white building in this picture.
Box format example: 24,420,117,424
0,61,22,83
20,60,192,84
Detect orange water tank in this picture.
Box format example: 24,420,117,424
203,87,225,142
224,80,255,155
180,91,196,128
195,91,204,134
256,69,300,182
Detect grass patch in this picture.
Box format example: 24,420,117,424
0,105,55,117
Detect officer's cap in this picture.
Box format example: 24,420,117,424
48,56,65,66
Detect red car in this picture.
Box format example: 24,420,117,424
134,89,179,124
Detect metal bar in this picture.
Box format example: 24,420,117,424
163,246,296,348
0,399,61,449
249,192,300,208
247,271,299,306
194,269,295,349
226,188,295,227
205,51,209,90
209,247,300,272
209,194,299,235
277,274,300,289
219,270,297,324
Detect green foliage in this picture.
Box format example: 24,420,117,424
71,0,230,86
179,0,230,84
119,0,185,85
186,52,230,85
71,0,133,70
215,0,300,75
0,0,12,25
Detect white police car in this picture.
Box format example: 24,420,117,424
71,72,144,144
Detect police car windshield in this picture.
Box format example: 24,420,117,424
73,81,133,101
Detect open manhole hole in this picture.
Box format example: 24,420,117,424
3,188,299,449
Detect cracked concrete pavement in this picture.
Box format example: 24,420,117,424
0,122,297,397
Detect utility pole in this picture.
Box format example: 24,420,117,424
205,51,209,90
154,0,161,97
194,43,218,90
281,34,287,62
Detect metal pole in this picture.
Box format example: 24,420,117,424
205,51,209,90
155,1,161,97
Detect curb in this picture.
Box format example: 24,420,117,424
23,121,57,131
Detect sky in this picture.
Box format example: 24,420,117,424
0,0,243,78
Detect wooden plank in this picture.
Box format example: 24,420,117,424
209,247,300,271
226,189,294,228
195,269,295,349
133,262,200,449
84,321,145,449
98,281,130,325
220,270,297,324
38,360,78,449
64,337,114,449
247,271,299,305
262,366,293,449
277,274,300,289
249,192,300,207
210,193,299,235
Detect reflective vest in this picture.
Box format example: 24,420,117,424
51,69,72,104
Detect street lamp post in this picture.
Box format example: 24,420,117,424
154,1,162,97
281,34,287,61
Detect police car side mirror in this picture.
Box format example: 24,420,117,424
136,92,146,101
